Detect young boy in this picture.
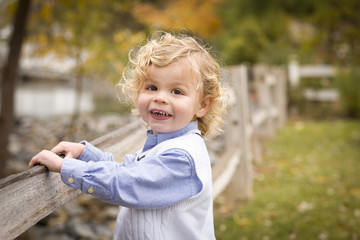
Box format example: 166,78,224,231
29,32,227,240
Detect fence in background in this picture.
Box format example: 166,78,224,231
288,59,338,102
0,64,287,240
215,65,287,200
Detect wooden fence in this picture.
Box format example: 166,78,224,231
288,59,338,102
0,64,287,240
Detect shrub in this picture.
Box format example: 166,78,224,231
335,67,360,118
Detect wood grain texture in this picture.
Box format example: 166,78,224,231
0,167,81,240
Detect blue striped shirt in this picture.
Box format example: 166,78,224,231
60,121,203,208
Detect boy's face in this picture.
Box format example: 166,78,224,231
137,61,210,134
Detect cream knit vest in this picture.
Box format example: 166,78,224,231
113,131,215,240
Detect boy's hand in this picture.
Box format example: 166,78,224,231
28,141,85,172
29,150,64,172
50,141,85,159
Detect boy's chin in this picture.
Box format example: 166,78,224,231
150,126,178,134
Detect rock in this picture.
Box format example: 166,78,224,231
39,233,74,240
63,199,86,217
67,219,96,238
94,224,113,238
102,206,120,219
22,225,74,240
66,219,113,239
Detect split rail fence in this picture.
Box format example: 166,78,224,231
288,59,338,102
0,64,287,240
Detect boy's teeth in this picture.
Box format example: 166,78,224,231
152,110,171,116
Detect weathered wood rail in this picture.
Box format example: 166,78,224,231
288,59,338,102
0,64,287,240
0,120,146,240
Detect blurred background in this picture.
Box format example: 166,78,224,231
0,0,359,239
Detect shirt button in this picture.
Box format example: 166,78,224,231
67,177,74,184
87,187,94,194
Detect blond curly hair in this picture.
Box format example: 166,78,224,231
119,32,227,139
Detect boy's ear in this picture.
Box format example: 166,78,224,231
196,96,212,118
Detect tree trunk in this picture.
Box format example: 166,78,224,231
0,0,32,178
65,46,84,141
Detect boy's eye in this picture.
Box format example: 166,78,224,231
146,85,157,91
171,89,183,95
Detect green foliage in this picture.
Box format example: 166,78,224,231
294,0,360,65
213,0,292,65
3,0,360,92
335,67,360,118
216,17,267,64
215,120,360,239
3,0,359,68
24,0,145,84
212,0,360,66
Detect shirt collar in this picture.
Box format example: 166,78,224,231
143,121,200,152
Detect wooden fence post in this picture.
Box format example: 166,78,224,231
273,67,287,128
288,58,300,87
254,65,273,138
221,68,240,154
228,65,253,200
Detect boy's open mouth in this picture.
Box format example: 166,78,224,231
150,110,173,117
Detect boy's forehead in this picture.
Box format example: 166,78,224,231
147,61,201,84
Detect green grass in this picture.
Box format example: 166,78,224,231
214,120,360,240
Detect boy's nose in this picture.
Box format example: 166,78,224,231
154,91,168,104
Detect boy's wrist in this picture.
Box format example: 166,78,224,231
56,158,64,172
78,141,103,162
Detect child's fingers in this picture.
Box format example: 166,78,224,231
28,155,38,168
50,141,69,154
28,150,47,168
65,152,74,159
50,141,84,159
28,150,63,172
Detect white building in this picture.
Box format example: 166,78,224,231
0,42,94,119
15,68,93,118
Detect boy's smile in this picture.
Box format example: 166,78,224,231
150,109,173,120
137,61,210,134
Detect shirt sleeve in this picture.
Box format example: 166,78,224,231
77,141,115,162
60,148,203,209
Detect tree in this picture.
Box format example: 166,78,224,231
22,1,147,138
0,0,32,178
212,0,360,66
298,0,360,65
133,0,222,39
212,0,293,65
25,0,146,84
0,0,148,177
